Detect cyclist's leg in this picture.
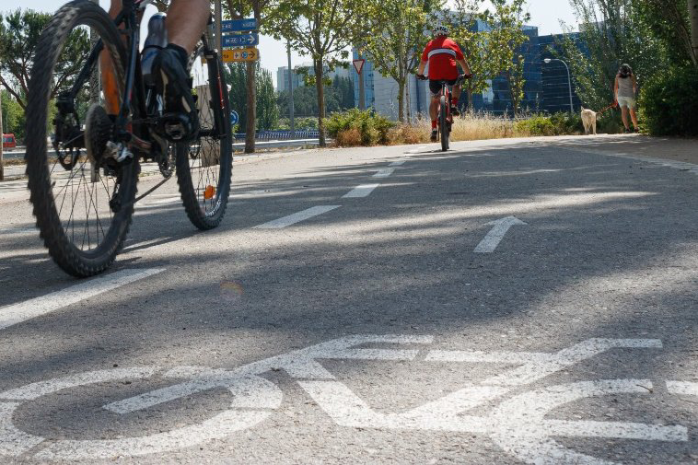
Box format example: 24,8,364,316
428,81,441,140
166,0,210,55
152,0,210,141
450,79,461,116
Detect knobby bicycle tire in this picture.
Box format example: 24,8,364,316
26,0,137,277
176,45,233,230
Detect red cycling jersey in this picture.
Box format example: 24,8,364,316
421,36,464,81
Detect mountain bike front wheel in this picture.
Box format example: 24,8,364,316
26,0,137,277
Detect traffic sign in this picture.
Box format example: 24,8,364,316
221,18,257,33
353,59,365,75
230,111,239,126
222,47,259,63
222,33,259,47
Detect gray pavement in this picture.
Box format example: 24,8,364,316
0,134,697,464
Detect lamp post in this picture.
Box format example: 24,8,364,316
544,58,574,114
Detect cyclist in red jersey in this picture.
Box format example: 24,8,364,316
417,24,472,142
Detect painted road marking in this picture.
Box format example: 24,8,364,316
490,379,688,465
0,268,165,331
373,168,395,178
0,335,691,462
0,367,280,460
0,227,37,236
342,184,380,198
474,216,527,253
666,381,698,396
389,160,405,166
427,338,663,386
254,205,341,229
565,147,698,177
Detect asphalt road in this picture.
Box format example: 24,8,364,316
0,135,697,464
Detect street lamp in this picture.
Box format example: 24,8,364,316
544,58,574,114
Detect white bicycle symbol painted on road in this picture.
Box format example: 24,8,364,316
0,336,695,463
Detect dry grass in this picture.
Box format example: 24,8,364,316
335,127,363,147
386,114,520,145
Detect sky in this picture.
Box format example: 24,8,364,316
1,0,579,87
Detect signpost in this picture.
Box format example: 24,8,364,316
353,58,366,110
222,33,259,48
221,18,257,33
222,47,259,63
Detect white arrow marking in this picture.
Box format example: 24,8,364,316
474,216,527,253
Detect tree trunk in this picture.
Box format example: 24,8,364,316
397,80,405,123
315,59,327,147
244,62,256,153
244,1,262,154
405,78,412,125
690,0,698,65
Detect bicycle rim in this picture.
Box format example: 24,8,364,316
176,44,233,230
25,0,137,277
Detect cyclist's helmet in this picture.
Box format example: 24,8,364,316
433,24,448,36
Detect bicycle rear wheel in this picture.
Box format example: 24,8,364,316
175,44,233,230
25,0,137,277
440,95,450,151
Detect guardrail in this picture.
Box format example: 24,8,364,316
234,130,320,141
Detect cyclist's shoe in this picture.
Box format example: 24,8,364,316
430,129,438,142
153,46,198,142
450,105,460,117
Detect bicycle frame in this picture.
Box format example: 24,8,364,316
58,0,225,160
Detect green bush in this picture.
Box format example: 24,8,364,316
639,66,698,137
549,112,582,135
514,116,555,136
325,109,395,146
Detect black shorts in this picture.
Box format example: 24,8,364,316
429,79,458,96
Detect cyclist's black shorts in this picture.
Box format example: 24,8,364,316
429,79,459,96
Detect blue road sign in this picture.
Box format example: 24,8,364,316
230,111,239,126
221,18,257,33
222,33,259,47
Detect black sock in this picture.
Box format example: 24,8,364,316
166,43,188,70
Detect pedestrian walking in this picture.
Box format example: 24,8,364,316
614,63,639,133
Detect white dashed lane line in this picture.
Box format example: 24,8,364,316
254,206,341,229
373,168,395,178
342,184,380,198
389,160,406,166
0,268,165,331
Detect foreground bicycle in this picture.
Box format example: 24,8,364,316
26,0,232,277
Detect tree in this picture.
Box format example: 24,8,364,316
488,0,531,115
1,90,25,140
636,0,697,67
362,0,440,122
0,9,90,110
266,0,362,146
256,68,279,130
559,0,669,110
226,62,279,131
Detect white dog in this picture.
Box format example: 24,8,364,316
581,107,597,135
